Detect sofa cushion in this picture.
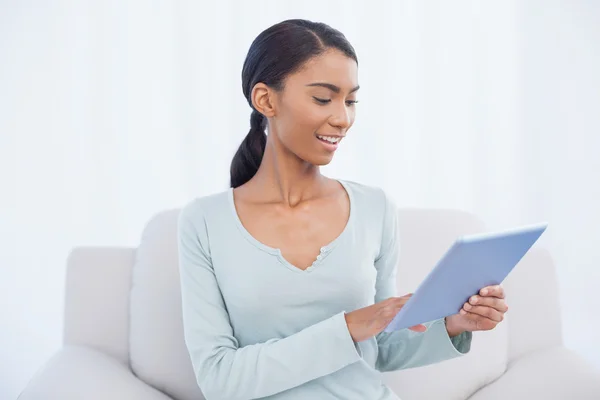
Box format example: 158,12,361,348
468,346,600,400
383,326,508,400
18,346,172,400
129,209,204,400
382,209,508,399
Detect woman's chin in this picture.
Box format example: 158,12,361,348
305,153,334,166
293,146,335,166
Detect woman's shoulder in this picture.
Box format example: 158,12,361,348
337,179,398,237
178,188,231,225
339,179,395,210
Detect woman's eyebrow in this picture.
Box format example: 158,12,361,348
306,82,360,94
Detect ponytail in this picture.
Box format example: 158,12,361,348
230,110,267,188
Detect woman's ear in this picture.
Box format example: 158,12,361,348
251,82,276,117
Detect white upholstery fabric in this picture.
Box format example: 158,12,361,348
468,346,600,400
384,327,508,400
18,207,600,400
129,209,203,400
63,247,136,365
18,346,172,400
501,246,563,362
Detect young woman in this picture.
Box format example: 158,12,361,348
178,19,508,400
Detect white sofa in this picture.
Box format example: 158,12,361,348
18,208,600,400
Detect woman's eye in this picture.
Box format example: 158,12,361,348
313,97,359,106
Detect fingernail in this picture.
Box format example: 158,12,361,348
471,296,478,304
464,303,472,310
481,289,488,295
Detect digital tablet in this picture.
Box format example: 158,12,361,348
384,222,548,332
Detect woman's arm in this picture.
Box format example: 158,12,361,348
373,189,472,373
177,205,361,400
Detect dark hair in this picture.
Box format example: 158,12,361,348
229,19,358,188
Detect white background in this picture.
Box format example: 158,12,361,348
1,1,599,398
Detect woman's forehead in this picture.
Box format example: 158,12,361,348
289,50,358,91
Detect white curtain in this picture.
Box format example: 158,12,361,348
2,0,599,398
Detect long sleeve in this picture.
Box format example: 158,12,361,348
373,189,472,373
177,204,361,400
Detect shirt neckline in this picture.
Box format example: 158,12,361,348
227,179,354,273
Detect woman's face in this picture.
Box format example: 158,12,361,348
267,49,359,166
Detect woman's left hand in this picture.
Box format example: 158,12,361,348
445,285,508,337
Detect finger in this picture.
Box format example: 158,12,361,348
390,295,413,309
468,295,508,313
379,306,415,328
380,306,401,320
379,296,414,326
480,285,505,299
383,294,412,306
462,304,504,322
458,311,498,331
408,324,427,332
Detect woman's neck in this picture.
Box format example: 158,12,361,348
248,137,328,207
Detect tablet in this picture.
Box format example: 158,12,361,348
384,222,548,332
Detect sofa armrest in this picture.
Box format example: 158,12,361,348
18,346,172,400
63,247,135,365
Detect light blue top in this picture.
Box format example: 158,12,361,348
177,179,472,400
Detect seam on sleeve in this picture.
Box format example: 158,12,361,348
374,188,389,263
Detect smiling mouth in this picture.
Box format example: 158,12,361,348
316,134,342,144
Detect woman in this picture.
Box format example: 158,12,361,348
178,19,508,400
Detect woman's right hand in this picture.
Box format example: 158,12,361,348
344,294,427,342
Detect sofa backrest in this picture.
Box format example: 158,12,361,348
129,209,204,400
64,247,136,366
502,246,563,362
